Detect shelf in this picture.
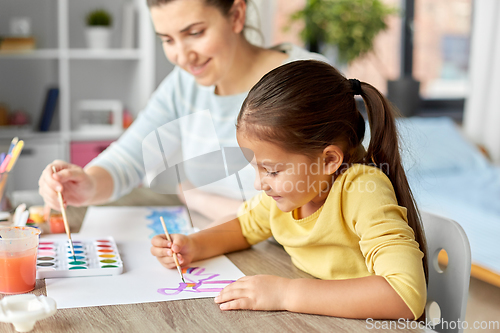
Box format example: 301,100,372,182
0,128,61,141
68,49,142,60
0,49,142,60
0,49,59,59
70,130,123,141
0,0,155,192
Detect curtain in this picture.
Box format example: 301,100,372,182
463,0,500,163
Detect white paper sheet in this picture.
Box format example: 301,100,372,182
78,206,193,241
45,206,245,309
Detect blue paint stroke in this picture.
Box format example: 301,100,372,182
145,208,191,238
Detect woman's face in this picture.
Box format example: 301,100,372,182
150,0,244,87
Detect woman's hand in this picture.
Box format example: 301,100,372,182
214,275,291,311
150,233,197,269
38,160,97,212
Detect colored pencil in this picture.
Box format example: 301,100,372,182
6,140,24,173
0,155,10,173
160,216,185,283
7,137,18,155
51,166,77,261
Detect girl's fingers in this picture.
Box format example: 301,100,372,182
215,285,246,304
169,234,186,252
150,245,171,258
157,256,177,269
176,253,184,264
151,234,170,247
217,298,251,310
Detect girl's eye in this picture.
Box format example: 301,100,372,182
266,171,279,177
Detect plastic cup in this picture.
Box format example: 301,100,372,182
0,226,41,294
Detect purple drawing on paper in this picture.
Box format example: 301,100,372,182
157,267,236,296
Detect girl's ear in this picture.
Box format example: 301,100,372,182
322,145,344,175
230,0,246,34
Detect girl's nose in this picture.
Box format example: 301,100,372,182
261,183,271,191
254,176,271,192
253,176,261,191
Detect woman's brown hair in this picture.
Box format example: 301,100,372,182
237,60,428,282
146,0,246,15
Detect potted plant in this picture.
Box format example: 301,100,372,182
85,9,113,49
289,0,396,65
290,1,421,117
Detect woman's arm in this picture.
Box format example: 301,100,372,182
84,166,114,205
215,274,414,320
180,187,243,223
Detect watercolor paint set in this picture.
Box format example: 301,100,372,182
36,236,123,278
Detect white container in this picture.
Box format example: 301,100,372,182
0,295,57,332
85,27,111,49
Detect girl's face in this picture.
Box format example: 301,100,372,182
150,0,244,87
237,132,341,213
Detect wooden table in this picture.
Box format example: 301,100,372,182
0,189,430,332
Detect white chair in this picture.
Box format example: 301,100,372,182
420,211,471,333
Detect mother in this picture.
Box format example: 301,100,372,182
38,0,327,220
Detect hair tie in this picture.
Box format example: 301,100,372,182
349,79,362,96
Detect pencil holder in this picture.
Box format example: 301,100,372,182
0,172,12,212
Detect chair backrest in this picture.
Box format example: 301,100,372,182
420,211,471,333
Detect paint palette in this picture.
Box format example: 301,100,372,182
36,237,123,278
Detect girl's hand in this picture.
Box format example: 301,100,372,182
150,234,196,269
214,275,291,311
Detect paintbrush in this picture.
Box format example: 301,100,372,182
160,216,185,283
51,166,77,261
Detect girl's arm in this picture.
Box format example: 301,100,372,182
190,217,251,261
285,275,414,319
151,217,251,268
215,274,414,320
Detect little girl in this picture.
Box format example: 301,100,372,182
150,60,427,320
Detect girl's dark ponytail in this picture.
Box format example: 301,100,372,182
358,83,428,282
